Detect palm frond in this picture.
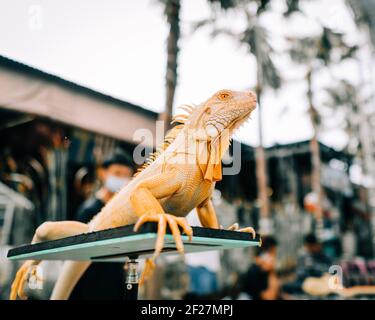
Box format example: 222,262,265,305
284,0,300,16
240,22,281,89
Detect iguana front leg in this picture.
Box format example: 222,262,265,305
196,199,219,228
130,169,193,283
197,199,256,239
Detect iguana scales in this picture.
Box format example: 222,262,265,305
10,89,257,300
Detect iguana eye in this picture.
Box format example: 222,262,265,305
218,92,231,100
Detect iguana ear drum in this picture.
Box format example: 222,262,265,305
206,124,219,138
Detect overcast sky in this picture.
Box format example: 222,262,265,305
0,0,364,149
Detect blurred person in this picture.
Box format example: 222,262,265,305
304,191,342,259
296,234,332,280
183,265,219,299
302,258,375,298
283,233,332,295
239,236,280,300
74,167,95,203
69,149,134,300
75,151,134,222
69,166,95,219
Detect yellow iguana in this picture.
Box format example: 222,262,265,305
10,89,257,300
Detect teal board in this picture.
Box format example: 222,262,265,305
7,222,260,262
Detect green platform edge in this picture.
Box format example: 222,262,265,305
8,233,261,261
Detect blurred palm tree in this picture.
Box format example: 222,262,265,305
160,0,239,128
161,0,300,220
324,78,374,203
159,0,181,129
347,0,375,47
346,0,375,253
323,76,375,256
195,1,287,221
323,79,362,155
289,27,357,223
241,12,281,220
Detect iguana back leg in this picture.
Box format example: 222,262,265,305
197,199,219,228
197,200,256,239
227,223,256,239
130,169,193,283
9,221,89,300
50,260,91,300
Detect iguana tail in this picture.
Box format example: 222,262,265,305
50,261,91,300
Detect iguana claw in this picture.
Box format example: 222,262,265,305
239,227,257,239
10,260,40,300
134,213,193,283
226,223,256,239
139,258,156,285
134,213,193,258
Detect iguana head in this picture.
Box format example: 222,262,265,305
197,89,257,139
174,89,257,182
136,89,257,181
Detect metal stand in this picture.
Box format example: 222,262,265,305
124,256,139,300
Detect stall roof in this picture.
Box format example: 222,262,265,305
219,139,353,201
0,55,158,145
235,139,351,163
266,140,352,162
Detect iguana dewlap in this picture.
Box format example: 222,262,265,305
10,89,257,300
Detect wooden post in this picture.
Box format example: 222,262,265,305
255,83,270,219
306,67,324,238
